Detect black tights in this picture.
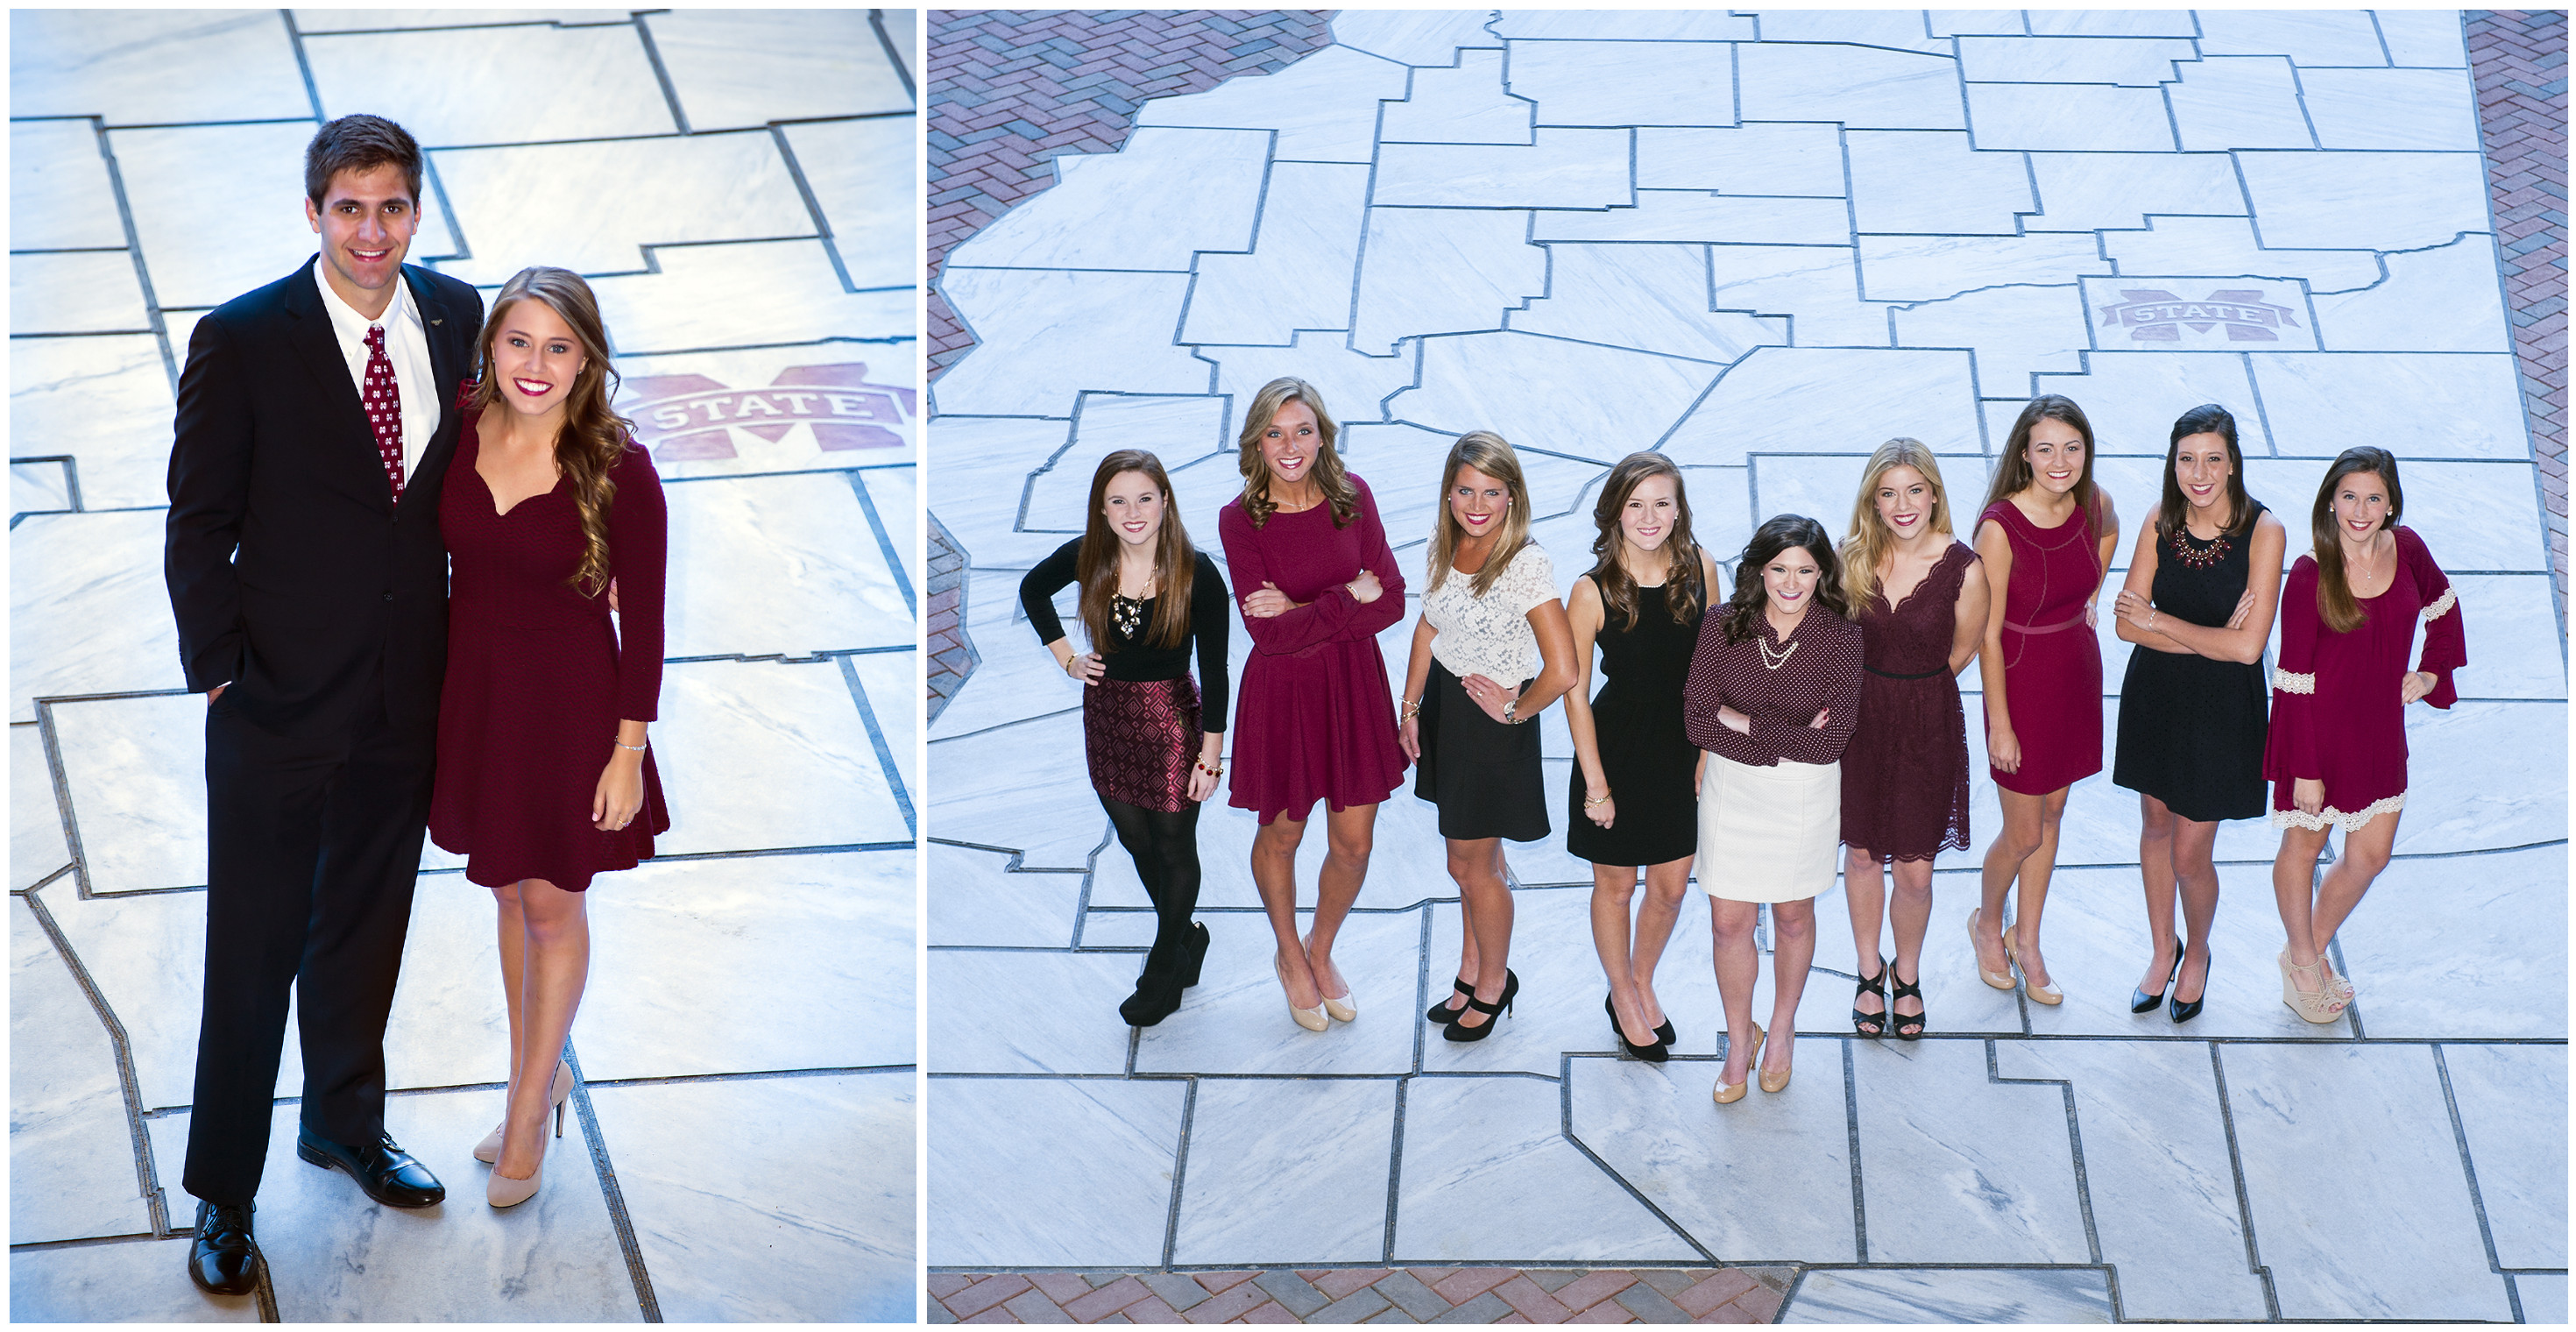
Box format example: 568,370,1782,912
1102,795,1203,976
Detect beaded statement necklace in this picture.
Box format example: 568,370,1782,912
2168,522,2233,570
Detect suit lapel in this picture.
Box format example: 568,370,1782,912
401,266,471,515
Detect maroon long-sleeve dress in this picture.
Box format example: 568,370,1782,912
429,401,671,890
2263,525,2466,830
1217,474,1409,823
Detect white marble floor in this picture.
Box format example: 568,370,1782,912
925,10,2564,1321
11,10,916,1321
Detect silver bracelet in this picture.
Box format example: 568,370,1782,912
614,739,647,753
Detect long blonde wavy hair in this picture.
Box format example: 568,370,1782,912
469,266,635,596
1839,438,1955,612
1232,376,1357,528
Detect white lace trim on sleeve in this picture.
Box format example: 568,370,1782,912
2421,587,2456,621
2273,669,2317,695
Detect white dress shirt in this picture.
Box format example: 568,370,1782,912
313,260,439,484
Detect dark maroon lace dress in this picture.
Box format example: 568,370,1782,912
1839,542,1975,861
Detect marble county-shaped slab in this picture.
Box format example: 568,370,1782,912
2099,216,2381,294
1743,10,1949,53
1506,40,1733,127
2442,1044,2566,1269
11,251,149,337
951,128,1268,273
13,725,69,889
11,895,152,1244
1374,129,1632,210
2376,10,2471,67
1349,207,1546,355
2030,351,2268,455
1331,10,1502,67
1138,45,1411,163
1927,11,2034,38
32,884,223,1111
1171,1078,1399,1265
924,569,1080,741
104,122,319,310
927,1076,1185,1267
927,842,1080,949
1203,331,1420,428
1707,245,1894,348
1669,349,1979,464
1380,49,1532,145
653,656,912,853
930,948,1141,1074
1956,35,2194,84
922,417,1077,569
613,344,916,480
2246,352,2524,459
2197,9,2391,67
2521,1276,2571,1325
2026,152,2243,233
1891,283,2091,393
2438,576,2564,698
144,1096,643,1321
11,511,182,724
2026,11,2198,38
288,11,643,31
1858,234,2110,304
1850,1038,2089,1263
2163,57,2319,152
1394,1074,1699,1262
2220,1042,2513,1321
876,6,915,80
662,471,911,657
1781,1266,2113,1323
586,240,910,355
2299,67,2480,152
12,118,125,250
1491,12,1757,41
10,1237,258,1322
1023,394,1232,523
304,22,672,146
2310,235,2511,353
935,268,1207,415
2078,275,2319,355
2235,151,2491,253
13,459,74,516
1737,44,1964,131
431,132,810,285
640,9,912,130
578,850,912,1078
926,712,1101,869
1183,162,1372,346
784,117,917,292
12,335,178,512
846,646,917,795
1994,1039,2267,1319
1132,909,1422,1075
1511,244,1786,363
2331,844,2565,1040
1636,124,1845,195
1390,332,1717,458
1568,1050,1859,1262
45,692,198,891
1534,191,1850,245
1844,131,2033,236
10,10,309,123
585,1072,914,1320
1962,82,2176,152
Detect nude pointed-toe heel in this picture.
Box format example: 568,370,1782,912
1967,910,2014,990
1713,1024,1763,1105
475,1059,573,1164
1276,955,1329,1032
486,1155,543,1208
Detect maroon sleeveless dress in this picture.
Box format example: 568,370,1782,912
1840,542,1976,861
1981,498,2104,796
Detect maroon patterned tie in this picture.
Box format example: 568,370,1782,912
364,324,404,499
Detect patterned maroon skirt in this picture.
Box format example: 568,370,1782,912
1085,676,1202,813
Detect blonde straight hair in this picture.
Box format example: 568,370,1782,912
1426,430,1534,598
1839,438,1955,612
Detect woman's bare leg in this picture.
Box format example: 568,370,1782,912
494,877,588,1181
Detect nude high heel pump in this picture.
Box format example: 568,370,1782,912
1276,954,1329,1032
2003,927,2063,1005
1967,909,2014,990
1306,935,1356,1023
486,1145,545,1208
1713,1024,1763,1104
476,1059,572,1164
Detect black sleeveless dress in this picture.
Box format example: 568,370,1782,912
1568,581,1702,866
2112,501,2270,821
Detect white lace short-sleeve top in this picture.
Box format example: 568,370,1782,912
1426,542,1557,684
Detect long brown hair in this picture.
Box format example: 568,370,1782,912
1588,452,1703,627
1426,431,1535,598
1075,450,1195,651
2309,447,2403,634
1233,376,1356,528
2156,403,2257,540
470,266,633,596
1720,514,1848,645
1839,438,1953,612
1983,394,2112,535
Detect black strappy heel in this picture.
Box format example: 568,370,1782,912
1851,954,1889,1038
1604,993,1669,1062
1888,962,1927,1040
1426,975,1474,1024
1443,970,1518,1043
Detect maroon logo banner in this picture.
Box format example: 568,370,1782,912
2096,289,2304,343
617,363,917,460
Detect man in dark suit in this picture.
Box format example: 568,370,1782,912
163,114,484,1295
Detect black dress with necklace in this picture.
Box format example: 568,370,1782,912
2112,501,2268,822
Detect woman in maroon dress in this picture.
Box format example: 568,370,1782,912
2265,449,2465,1021
1968,396,2118,1006
1836,440,1987,1038
1219,378,1407,1031
428,266,669,1207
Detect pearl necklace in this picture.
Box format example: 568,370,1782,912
1759,616,1803,670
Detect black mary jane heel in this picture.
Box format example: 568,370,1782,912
1443,970,1518,1043
1426,975,1474,1024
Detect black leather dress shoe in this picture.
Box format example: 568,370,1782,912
294,1126,445,1208
187,1199,260,1296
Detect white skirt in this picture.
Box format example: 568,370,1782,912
1697,751,1840,903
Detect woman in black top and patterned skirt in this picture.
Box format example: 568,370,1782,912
2110,405,2284,1024
1021,450,1232,1027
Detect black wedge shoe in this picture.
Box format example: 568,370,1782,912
2169,950,2208,1024
1426,975,1475,1024
1888,962,1927,1040
1604,994,1670,1062
1120,963,1185,1026
1851,953,1889,1038
2131,935,2182,1013
1443,970,1518,1042
1178,921,1209,988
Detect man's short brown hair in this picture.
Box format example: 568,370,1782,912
304,115,423,207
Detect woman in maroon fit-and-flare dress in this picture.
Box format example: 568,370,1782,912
428,266,669,1209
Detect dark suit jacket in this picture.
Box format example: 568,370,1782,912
166,257,485,739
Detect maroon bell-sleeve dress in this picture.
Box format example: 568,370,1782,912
430,399,671,890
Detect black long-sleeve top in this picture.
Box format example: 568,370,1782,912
1019,538,1233,734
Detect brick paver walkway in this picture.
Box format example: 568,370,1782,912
931,1267,1794,1325
2466,9,2570,613
928,513,977,721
